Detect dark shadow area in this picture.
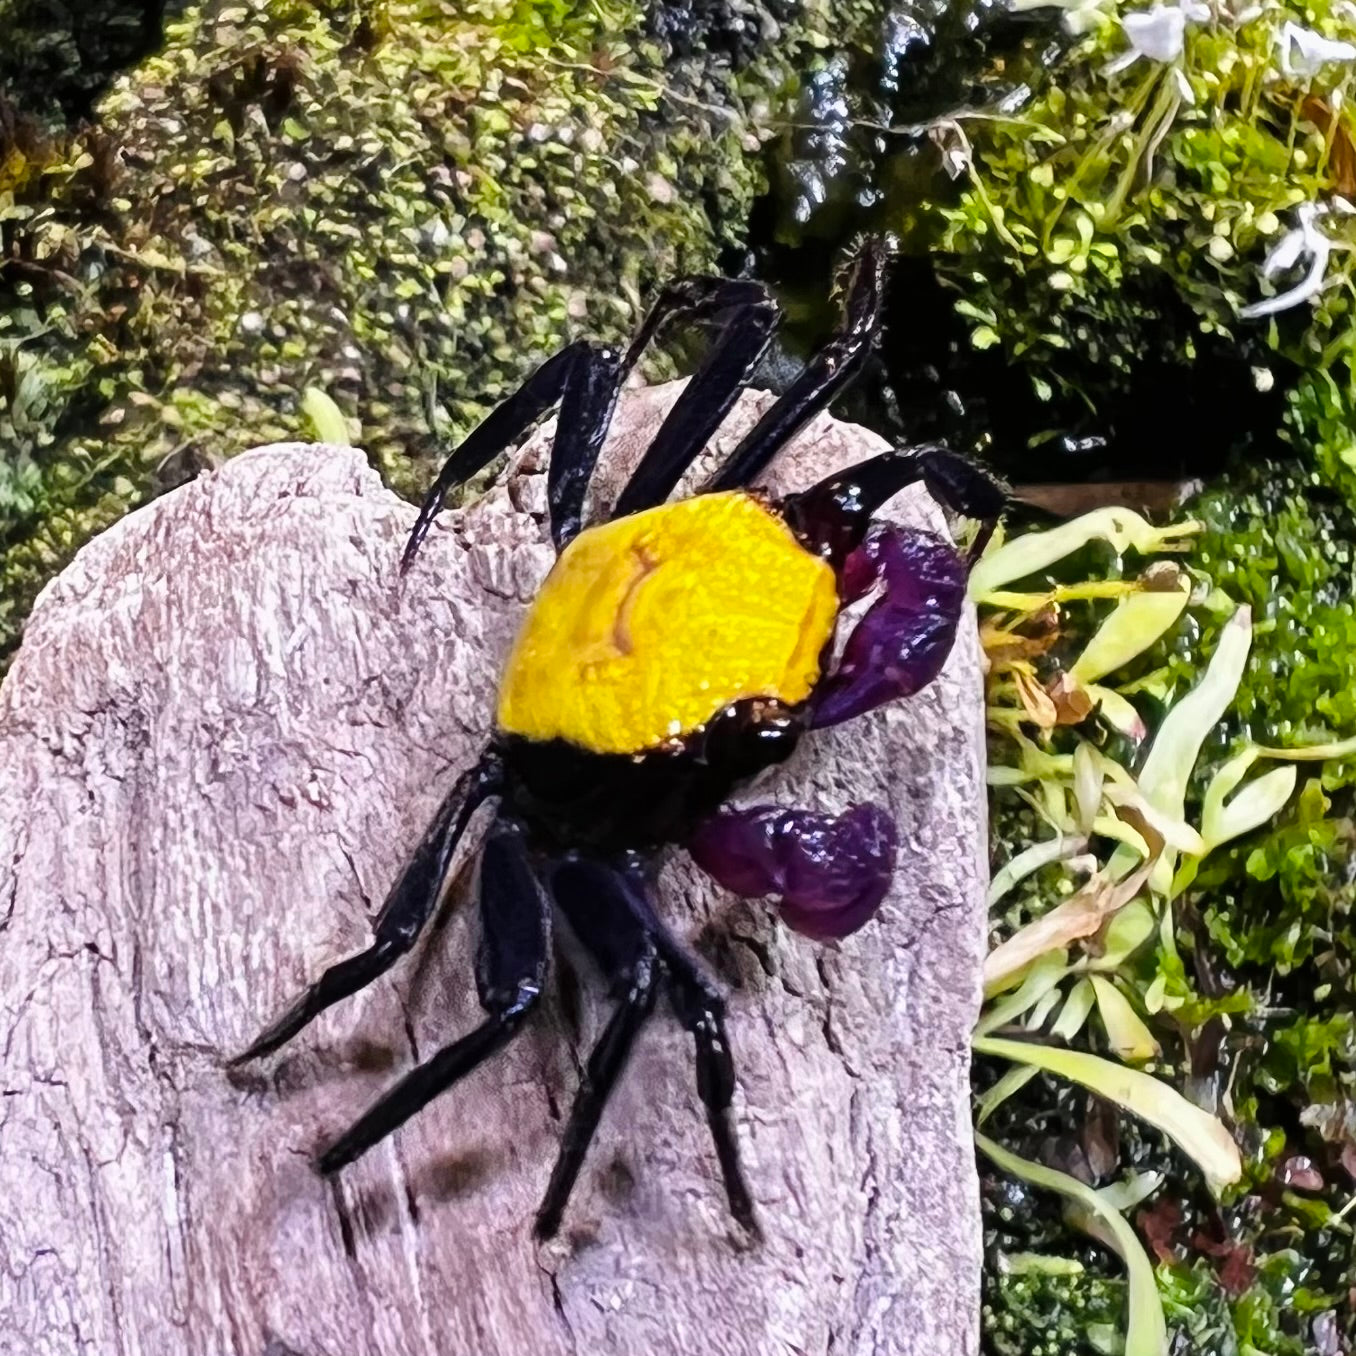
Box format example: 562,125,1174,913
0,1,178,125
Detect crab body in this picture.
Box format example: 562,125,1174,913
496,489,836,851
235,241,1005,1241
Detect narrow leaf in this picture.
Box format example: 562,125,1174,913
1090,975,1160,1060
975,1036,1243,1193
302,386,352,446
1201,759,1297,852
1051,976,1097,1041
1070,575,1191,683
988,834,1091,907
1135,607,1251,819
978,947,1070,1026
983,847,1157,993
1085,683,1148,740
975,1133,1170,1356
970,508,1202,598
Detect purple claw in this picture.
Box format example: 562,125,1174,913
689,802,898,940
810,524,966,729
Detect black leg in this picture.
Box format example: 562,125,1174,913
610,293,779,519
704,238,890,494
662,954,757,1236
547,346,622,550
532,973,659,1237
534,855,660,1237
612,856,758,1235
405,276,782,566
318,812,551,1173
401,339,624,570
564,276,780,536
618,276,773,376
782,443,1009,568
231,754,502,1064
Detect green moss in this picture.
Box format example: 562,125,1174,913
931,0,1356,499
0,0,877,666
983,1266,1127,1356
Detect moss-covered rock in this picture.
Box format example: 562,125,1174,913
0,0,888,665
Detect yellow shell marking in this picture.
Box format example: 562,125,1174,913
496,491,839,755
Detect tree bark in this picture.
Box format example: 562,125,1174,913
0,382,987,1356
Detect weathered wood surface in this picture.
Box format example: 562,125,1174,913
0,383,987,1356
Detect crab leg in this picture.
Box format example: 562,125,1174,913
405,276,784,566
317,812,550,1174
231,754,502,1064
535,854,661,1238
782,442,1008,567
536,854,757,1237
400,341,618,568
611,284,779,518
703,238,889,494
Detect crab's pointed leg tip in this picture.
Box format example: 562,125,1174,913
226,1036,270,1068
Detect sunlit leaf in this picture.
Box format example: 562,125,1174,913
1090,975,1160,1060
975,1133,1170,1356
978,947,1070,1023
970,508,1202,598
1085,682,1148,740
983,847,1156,993
988,834,1091,906
1070,570,1191,683
1051,975,1097,1040
975,1036,1243,1192
302,386,352,447
1200,750,1298,852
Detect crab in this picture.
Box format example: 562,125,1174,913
232,239,1004,1239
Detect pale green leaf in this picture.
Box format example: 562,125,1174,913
302,386,352,447
1085,683,1148,740
1090,975,1160,1060
970,509,1202,598
1070,576,1190,682
976,1133,1169,1356
1051,976,1097,1041
978,947,1070,1023
1201,755,1297,852
975,1036,1242,1192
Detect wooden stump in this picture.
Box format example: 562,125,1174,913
0,383,987,1356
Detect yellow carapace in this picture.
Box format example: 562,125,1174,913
496,490,839,754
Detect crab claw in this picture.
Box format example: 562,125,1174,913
810,524,966,730
689,802,898,940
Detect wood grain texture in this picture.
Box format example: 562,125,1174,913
0,382,987,1356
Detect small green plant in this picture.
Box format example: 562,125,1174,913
973,506,1356,1353
936,0,1356,503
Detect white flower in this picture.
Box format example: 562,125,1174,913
1276,20,1356,78
1105,2,1210,93
1239,200,1355,319
1123,6,1189,61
